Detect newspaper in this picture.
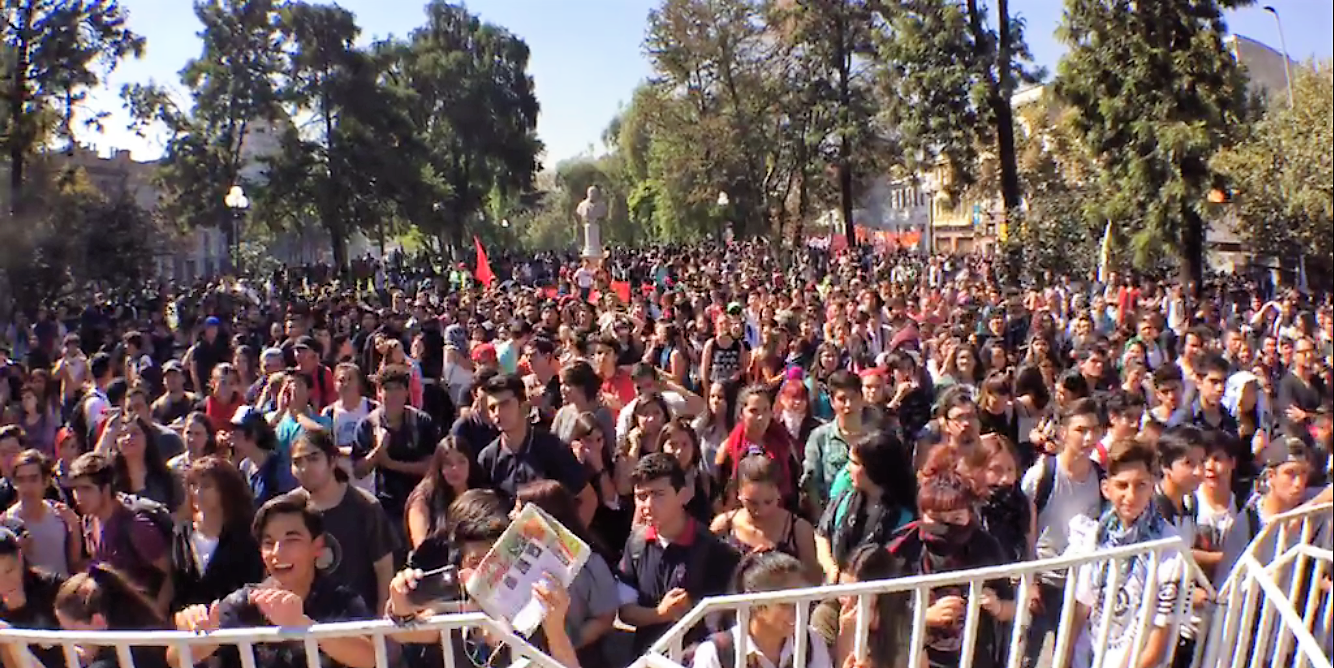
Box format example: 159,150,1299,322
465,503,592,635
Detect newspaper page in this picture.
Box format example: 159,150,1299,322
465,503,592,635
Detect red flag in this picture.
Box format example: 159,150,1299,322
473,236,494,286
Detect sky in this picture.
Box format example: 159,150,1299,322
79,0,1333,166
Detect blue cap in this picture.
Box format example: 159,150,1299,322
204,316,222,327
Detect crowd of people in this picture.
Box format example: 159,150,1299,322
0,243,1328,668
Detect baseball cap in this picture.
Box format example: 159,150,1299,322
261,347,285,363
471,343,497,362
204,316,222,327
726,302,744,316
230,405,267,431
294,336,321,355
162,360,184,374
1260,437,1312,470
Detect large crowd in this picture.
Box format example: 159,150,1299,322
0,243,1329,668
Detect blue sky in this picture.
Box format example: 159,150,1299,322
79,0,1332,166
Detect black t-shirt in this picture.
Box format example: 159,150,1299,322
352,407,439,516
214,578,371,668
475,427,590,508
0,569,66,668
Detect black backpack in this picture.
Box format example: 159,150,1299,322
1032,454,1106,514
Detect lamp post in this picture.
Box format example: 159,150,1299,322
1263,6,1296,109
224,185,249,274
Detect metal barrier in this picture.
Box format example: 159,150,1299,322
0,611,562,668
0,505,1326,668
1200,502,1333,668
629,535,1215,668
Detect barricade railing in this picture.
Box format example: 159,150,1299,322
0,611,561,668
1200,502,1332,668
629,536,1214,668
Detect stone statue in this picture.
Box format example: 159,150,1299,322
575,185,607,260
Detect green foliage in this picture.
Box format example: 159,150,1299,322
375,1,542,253
1212,60,1334,267
0,161,158,311
0,0,144,212
123,0,284,241
1055,0,1250,285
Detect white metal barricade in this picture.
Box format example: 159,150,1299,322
628,536,1214,668
0,611,560,668
1200,502,1333,668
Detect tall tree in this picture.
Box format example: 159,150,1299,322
1213,60,1334,273
379,1,541,251
781,0,882,243
123,0,283,259
1055,0,1250,287
1,0,143,214
266,1,403,270
876,0,1038,207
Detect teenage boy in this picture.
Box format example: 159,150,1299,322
1149,365,1186,427
171,497,376,668
284,429,396,614
353,366,437,523
1095,390,1145,468
1216,438,1327,584
1064,439,1191,668
1186,355,1239,437
616,453,740,653
1153,426,1206,555
229,406,297,507
474,373,593,513
802,370,866,514
1020,398,1106,668
66,452,172,613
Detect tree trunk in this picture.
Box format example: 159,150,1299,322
1181,207,1205,296
837,16,855,246
993,0,1021,213
9,10,31,217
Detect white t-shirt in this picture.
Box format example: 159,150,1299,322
689,625,832,668
1022,457,1104,582
615,391,689,442
325,398,375,495
1067,517,1191,668
574,267,595,289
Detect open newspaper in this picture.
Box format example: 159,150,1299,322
465,503,592,635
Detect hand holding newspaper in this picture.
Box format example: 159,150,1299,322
464,503,591,635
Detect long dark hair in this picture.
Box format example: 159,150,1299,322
516,480,608,558
186,456,255,534
846,544,913,668
112,415,175,495
55,564,164,630
407,436,473,532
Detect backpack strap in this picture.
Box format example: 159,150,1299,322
1034,455,1057,514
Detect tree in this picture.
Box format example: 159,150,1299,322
875,0,1038,209
1212,60,1334,271
1055,0,1250,287
377,1,542,251
1,0,144,214
781,0,883,242
123,0,283,261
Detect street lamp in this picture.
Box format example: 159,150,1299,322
224,185,249,274
500,218,510,229
1263,6,1296,109
717,191,729,207
717,191,731,242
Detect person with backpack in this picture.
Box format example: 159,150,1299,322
66,452,174,614
687,550,832,668
67,353,114,452
1018,398,1106,668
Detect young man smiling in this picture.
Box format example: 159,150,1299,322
1064,439,1191,668
170,497,375,668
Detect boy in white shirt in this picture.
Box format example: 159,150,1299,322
1064,438,1192,668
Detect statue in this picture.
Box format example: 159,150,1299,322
575,185,607,261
